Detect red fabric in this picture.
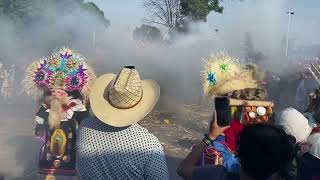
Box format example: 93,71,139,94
224,120,245,152
62,102,77,111
45,102,77,111
202,147,223,165
311,127,320,135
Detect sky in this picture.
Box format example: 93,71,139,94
91,0,320,47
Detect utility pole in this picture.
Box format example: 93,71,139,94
286,11,294,57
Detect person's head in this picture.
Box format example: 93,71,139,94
236,123,295,180
89,66,160,127
275,108,311,143
50,88,68,101
22,47,96,109
45,88,84,129
45,88,68,129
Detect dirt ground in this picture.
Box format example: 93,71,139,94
0,99,210,180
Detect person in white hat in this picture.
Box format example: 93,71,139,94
274,108,314,180
76,66,169,180
275,108,312,144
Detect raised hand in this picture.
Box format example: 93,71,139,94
208,111,230,140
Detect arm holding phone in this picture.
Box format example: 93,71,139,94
177,111,230,180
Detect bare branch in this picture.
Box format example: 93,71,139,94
144,19,168,26
143,0,182,28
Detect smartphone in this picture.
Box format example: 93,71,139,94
214,97,231,127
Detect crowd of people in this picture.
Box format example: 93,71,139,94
18,47,320,180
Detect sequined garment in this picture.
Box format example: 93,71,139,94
35,97,88,176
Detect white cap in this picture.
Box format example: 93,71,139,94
275,108,312,143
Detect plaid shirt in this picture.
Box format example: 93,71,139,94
76,117,169,180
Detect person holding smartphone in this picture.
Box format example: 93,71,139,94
177,111,295,180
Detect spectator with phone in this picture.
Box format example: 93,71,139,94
177,111,295,180
202,53,274,152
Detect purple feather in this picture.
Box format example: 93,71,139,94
60,52,72,59
78,65,87,74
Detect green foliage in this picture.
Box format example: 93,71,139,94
180,0,223,21
133,24,162,43
80,2,110,27
0,0,33,26
0,0,110,29
143,0,232,37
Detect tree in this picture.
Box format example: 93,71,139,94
0,0,110,55
0,0,110,29
0,0,33,27
144,0,182,29
80,2,110,27
244,32,256,62
133,24,163,44
143,0,224,32
180,0,223,22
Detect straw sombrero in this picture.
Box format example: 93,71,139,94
90,66,160,127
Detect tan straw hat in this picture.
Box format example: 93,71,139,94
90,66,160,127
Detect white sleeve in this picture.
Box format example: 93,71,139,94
35,116,44,125
70,99,86,112
66,99,87,119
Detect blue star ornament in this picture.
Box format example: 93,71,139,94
207,72,217,86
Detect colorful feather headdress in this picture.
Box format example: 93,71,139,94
22,47,96,101
202,52,258,97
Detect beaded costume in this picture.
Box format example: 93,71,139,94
22,47,96,177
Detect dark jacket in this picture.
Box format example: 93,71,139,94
297,153,320,180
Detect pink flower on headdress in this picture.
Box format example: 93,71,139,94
65,73,88,91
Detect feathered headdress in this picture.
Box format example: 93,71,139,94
202,52,258,97
22,47,96,101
